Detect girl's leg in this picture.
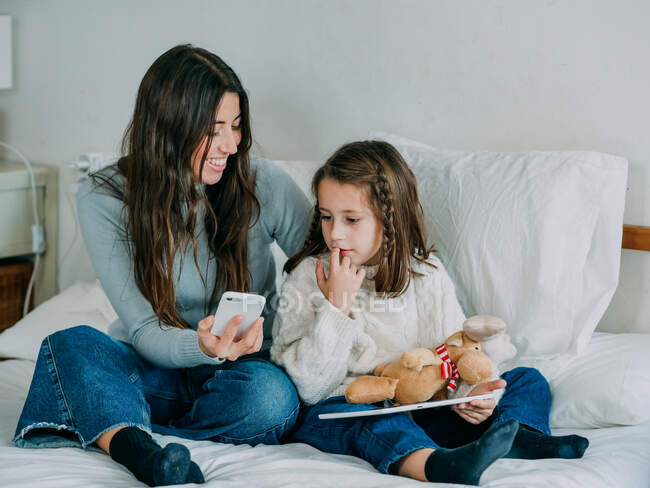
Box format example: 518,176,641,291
154,357,300,445
292,397,436,477
14,325,204,486
497,367,588,459
413,367,588,459
420,418,519,485
292,396,518,485
493,367,553,435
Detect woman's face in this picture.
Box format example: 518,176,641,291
192,91,242,185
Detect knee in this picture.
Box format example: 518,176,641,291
504,367,548,385
49,325,104,344
503,367,550,399
236,360,300,429
46,325,115,364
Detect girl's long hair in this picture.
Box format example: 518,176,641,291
284,140,434,297
93,44,259,328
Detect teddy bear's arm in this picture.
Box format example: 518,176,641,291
345,376,399,404
401,348,441,372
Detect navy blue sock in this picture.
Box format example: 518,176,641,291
506,425,589,459
424,418,518,486
109,426,205,486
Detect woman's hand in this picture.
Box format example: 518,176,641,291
452,379,506,425
197,314,264,361
316,247,366,315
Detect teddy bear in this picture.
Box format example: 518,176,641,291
454,315,517,397
344,315,516,405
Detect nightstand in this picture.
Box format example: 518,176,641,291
0,161,58,316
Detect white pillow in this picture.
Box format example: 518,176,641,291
0,281,117,361
271,159,320,203
372,132,628,360
549,332,650,428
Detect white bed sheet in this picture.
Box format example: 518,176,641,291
1,358,648,488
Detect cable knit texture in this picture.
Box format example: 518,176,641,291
271,253,467,405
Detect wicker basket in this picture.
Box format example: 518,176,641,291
0,258,34,332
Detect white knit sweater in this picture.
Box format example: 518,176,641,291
270,254,467,406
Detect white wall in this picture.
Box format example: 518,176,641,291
0,0,648,333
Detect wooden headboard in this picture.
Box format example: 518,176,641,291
622,225,650,251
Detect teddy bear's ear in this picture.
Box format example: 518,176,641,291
463,315,507,341
446,331,464,347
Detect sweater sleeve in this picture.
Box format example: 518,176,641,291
77,177,219,369
253,157,311,257
270,258,364,405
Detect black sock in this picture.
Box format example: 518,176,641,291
424,418,518,486
109,426,205,486
505,425,589,459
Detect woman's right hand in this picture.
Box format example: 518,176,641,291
197,314,264,361
316,247,366,315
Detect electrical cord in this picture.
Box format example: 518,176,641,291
0,141,45,317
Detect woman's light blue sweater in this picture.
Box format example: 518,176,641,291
77,156,311,369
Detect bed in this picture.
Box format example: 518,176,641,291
1,132,649,487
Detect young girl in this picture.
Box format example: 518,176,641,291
271,141,588,485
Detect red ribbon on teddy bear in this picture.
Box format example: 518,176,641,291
435,344,459,391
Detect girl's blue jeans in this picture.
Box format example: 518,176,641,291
14,325,300,450
291,367,551,474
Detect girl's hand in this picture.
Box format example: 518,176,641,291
197,314,264,361
453,379,506,425
315,247,366,315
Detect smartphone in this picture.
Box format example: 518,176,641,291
210,291,266,340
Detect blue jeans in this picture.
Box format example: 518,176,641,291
291,367,551,473
14,326,300,450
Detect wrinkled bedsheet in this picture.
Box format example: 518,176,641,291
1,359,648,488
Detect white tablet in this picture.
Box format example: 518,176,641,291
318,391,500,420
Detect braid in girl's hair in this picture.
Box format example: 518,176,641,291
367,141,436,297
372,159,402,294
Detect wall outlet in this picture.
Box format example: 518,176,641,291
32,224,45,254
69,152,117,182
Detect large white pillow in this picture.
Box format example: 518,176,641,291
372,132,628,360
0,281,117,361
271,159,320,201
549,332,650,428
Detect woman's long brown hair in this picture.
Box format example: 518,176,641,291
92,44,259,328
284,140,434,298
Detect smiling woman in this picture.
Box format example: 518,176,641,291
12,44,311,487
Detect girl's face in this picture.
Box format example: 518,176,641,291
317,178,383,266
192,92,242,185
